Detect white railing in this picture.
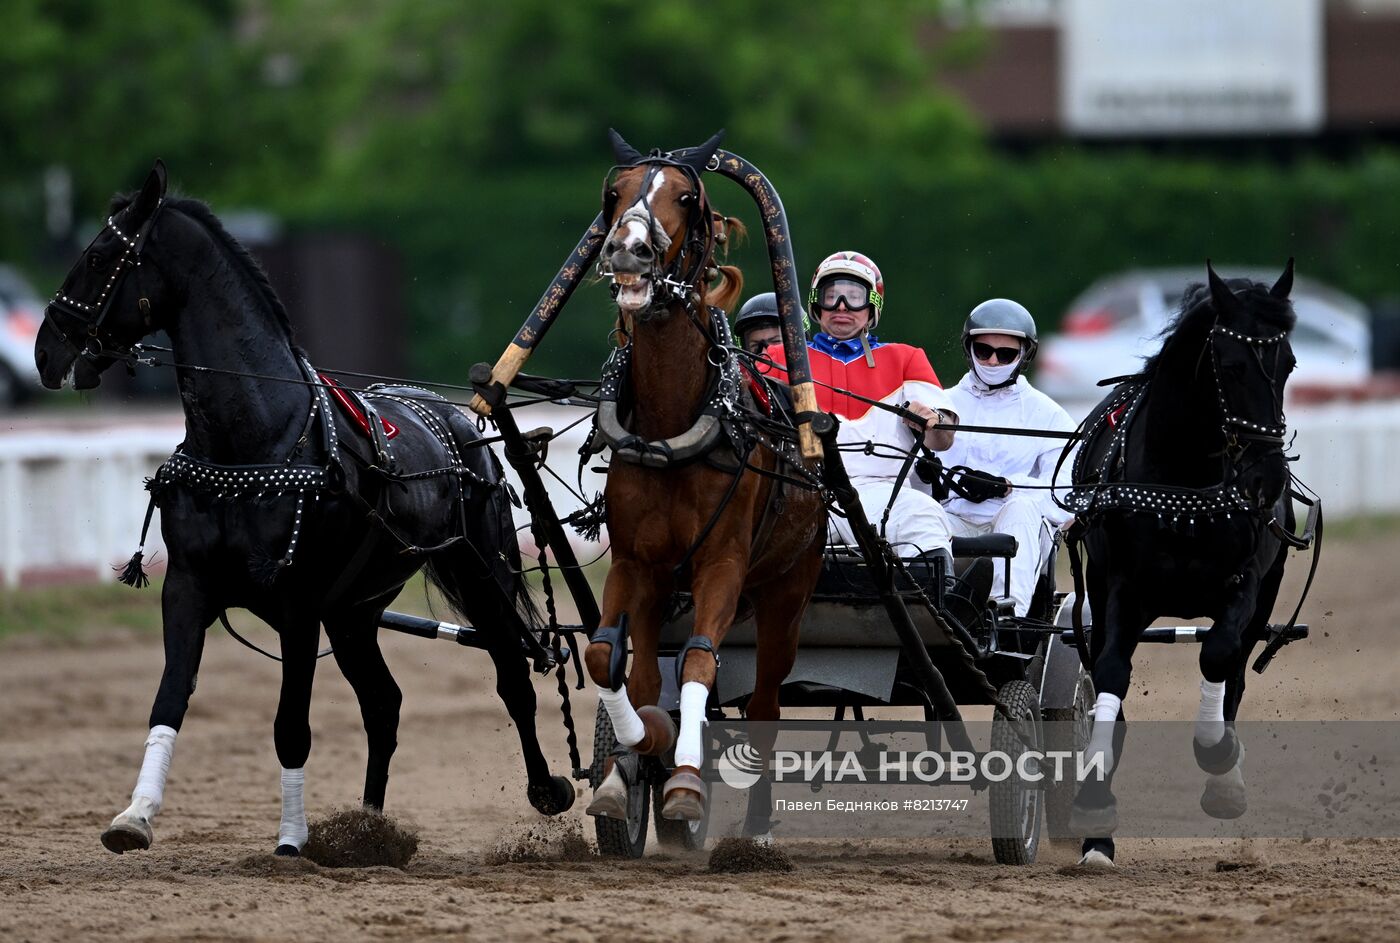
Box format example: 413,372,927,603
1,400,1395,588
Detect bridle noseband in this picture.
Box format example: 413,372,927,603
45,199,165,364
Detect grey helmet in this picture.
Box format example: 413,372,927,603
962,298,1039,363
734,292,780,333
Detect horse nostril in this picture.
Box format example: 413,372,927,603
36,349,47,371
633,243,653,261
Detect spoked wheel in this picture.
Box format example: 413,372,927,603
589,702,649,858
1043,668,1094,844
990,679,1044,865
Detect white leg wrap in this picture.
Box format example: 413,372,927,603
279,767,309,850
130,725,178,815
1195,679,1227,746
1086,692,1122,777
598,684,646,748
674,681,710,770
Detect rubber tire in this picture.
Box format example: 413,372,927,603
589,701,649,859
990,679,1044,866
1043,670,1094,844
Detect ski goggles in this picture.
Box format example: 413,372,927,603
811,277,874,312
971,341,1023,365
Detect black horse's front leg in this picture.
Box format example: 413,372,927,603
102,569,217,854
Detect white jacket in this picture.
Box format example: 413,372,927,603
930,372,1077,525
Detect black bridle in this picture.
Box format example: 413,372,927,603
1207,320,1292,465
44,199,165,364
596,154,717,321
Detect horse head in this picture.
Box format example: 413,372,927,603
1202,259,1298,508
36,161,175,390
599,129,742,322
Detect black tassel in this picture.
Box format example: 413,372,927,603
117,490,161,588
115,550,150,589
249,552,285,586
563,493,607,542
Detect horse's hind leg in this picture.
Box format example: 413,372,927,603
439,544,575,816
1070,575,1143,856
324,608,402,811
739,547,822,839
483,623,576,815
102,570,216,854
271,617,322,855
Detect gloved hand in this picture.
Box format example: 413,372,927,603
951,466,1010,503
914,452,950,500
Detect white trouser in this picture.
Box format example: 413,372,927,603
946,493,1051,617
828,479,953,558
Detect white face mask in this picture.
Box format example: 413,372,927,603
972,357,1021,387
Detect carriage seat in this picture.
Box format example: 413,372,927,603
949,534,1018,559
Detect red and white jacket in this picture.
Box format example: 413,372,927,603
764,333,955,481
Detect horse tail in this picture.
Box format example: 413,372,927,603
423,416,545,642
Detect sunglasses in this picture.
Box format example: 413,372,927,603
971,341,1022,365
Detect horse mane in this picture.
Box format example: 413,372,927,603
1139,278,1297,377
110,192,300,347
706,214,747,314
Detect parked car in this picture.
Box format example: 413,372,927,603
1034,267,1371,412
0,265,47,406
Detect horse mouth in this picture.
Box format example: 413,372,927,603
612,271,653,312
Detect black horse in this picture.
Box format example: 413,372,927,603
35,162,574,856
1062,261,1302,867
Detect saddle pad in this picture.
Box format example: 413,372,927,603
318,373,399,440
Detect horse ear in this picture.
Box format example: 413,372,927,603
679,129,726,175
131,160,167,219
1270,257,1295,300
607,129,644,166
1206,260,1241,315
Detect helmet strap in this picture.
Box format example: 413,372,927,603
859,329,876,368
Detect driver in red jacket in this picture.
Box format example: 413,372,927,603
764,251,992,610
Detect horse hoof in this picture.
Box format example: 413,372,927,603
661,766,707,821
101,813,153,855
1077,849,1116,869
1069,797,1118,837
528,775,577,816
274,844,301,857
634,706,676,757
1193,728,1241,775
1201,768,1248,820
585,764,631,820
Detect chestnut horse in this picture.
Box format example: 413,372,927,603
583,131,825,826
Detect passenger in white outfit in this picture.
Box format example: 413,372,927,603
923,299,1076,617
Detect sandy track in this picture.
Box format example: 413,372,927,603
1,530,1398,942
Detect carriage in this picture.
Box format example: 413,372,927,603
40,144,1313,866
462,141,1313,866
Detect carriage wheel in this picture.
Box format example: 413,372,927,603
990,679,1043,865
1043,669,1094,844
589,702,649,858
